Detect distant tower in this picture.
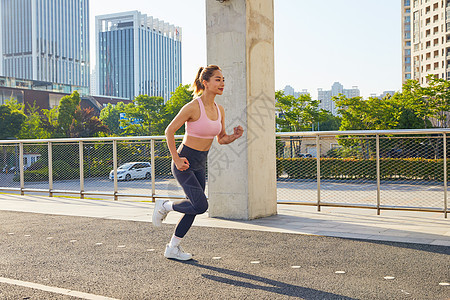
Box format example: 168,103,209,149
318,82,360,115
96,11,182,101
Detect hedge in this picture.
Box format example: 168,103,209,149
277,157,448,181
17,156,446,182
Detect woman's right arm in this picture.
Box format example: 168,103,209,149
165,103,193,171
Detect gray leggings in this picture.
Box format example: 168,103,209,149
171,144,208,238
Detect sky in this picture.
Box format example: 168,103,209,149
90,0,402,99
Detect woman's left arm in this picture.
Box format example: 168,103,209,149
216,105,244,145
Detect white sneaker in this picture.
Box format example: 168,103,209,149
152,200,169,227
164,244,193,261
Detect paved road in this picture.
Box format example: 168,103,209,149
0,211,449,299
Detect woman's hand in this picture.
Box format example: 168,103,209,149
174,157,190,171
233,126,244,139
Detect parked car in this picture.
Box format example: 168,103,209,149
298,153,313,158
109,162,152,181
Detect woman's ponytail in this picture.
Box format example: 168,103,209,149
190,67,205,98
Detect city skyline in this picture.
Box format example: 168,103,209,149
90,0,402,99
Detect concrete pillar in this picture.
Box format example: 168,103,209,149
206,0,277,220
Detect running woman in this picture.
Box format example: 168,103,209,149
152,65,244,260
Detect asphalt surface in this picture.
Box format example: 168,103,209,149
0,211,449,300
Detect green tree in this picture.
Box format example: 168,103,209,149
335,95,400,131
121,95,166,136
18,102,51,139
162,84,193,134
58,91,81,135
99,102,127,135
401,76,450,128
68,107,109,138
0,104,26,139
317,111,341,131
275,91,326,132
41,106,60,137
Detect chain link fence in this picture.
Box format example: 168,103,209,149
276,129,449,216
0,129,448,216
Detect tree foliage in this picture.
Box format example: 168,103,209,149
18,102,50,139
120,95,165,136
58,91,81,135
98,84,193,137
0,101,26,139
401,75,450,128
162,84,193,134
99,102,126,136
275,91,326,132
68,107,109,138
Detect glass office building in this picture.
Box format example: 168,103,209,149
96,11,182,101
0,0,90,88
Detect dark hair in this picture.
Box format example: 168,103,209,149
190,65,222,98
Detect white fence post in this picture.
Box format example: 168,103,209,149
48,142,53,197
79,141,84,199
19,142,24,195
151,139,155,202
444,133,447,218
376,134,381,215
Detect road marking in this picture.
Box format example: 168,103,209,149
0,277,119,300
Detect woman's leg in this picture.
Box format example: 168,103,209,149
171,164,208,237
171,163,208,216
163,147,207,260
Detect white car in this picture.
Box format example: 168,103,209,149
109,162,152,181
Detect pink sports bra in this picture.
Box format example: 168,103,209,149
185,98,222,139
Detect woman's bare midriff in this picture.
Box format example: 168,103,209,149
181,135,214,152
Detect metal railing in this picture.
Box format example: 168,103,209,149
0,128,449,217
276,128,449,218
0,136,186,201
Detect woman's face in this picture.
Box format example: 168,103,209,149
204,70,225,95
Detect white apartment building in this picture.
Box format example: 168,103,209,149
282,85,309,98
318,82,360,115
402,0,450,84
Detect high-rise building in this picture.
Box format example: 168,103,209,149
370,91,397,99
0,0,90,88
90,67,96,96
402,0,450,85
318,82,360,115
282,85,309,98
96,11,182,101
402,0,412,83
